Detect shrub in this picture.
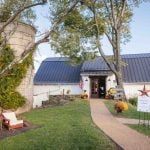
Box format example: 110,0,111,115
0,91,25,109
128,97,137,106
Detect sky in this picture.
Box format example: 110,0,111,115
34,2,150,71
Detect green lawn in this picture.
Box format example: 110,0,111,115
0,100,117,150
104,100,140,119
105,100,150,137
128,125,150,137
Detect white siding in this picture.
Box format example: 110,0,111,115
33,84,82,108
33,75,150,108
123,83,150,99
82,76,90,98
105,75,150,99
81,74,150,99
81,74,117,98
106,74,117,91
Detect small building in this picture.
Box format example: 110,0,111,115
33,53,150,107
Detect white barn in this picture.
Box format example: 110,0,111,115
33,53,150,108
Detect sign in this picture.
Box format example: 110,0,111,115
137,96,150,112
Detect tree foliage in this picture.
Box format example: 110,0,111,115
0,0,80,109
50,1,105,64
0,0,147,109
50,0,134,91
0,0,48,109
0,0,37,24
0,43,34,109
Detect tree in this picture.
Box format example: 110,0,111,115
0,0,144,107
0,0,81,77
50,0,143,100
92,0,132,89
0,0,36,24
0,0,81,109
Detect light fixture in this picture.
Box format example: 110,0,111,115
108,78,111,81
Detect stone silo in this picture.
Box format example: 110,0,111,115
0,22,36,114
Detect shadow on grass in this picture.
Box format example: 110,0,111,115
0,121,41,140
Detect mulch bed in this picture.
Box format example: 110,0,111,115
0,121,38,140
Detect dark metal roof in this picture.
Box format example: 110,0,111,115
34,58,82,84
122,53,150,59
81,53,150,83
80,71,112,76
122,53,150,83
44,57,69,62
34,53,150,84
81,57,110,71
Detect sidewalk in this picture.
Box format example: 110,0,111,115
116,117,149,125
90,99,150,150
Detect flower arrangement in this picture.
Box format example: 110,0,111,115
105,88,117,99
114,101,128,113
81,90,88,99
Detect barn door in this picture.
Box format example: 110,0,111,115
91,78,99,98
99,77,106,98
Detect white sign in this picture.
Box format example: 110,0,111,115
137,96,150,112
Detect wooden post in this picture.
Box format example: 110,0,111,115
63,89,65,98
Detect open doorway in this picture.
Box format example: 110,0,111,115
90,76,106,98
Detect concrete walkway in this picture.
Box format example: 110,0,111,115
90,99,150,150
116,117,149,125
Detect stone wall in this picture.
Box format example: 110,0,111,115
33,84,82,108
0,22,36,114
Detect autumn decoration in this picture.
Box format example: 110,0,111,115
114,101,128,113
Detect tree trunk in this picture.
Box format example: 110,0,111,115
115,31,127,101
115,72,123,88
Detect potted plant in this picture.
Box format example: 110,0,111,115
114,101,128,113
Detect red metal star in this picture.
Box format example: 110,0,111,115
138,85,150,96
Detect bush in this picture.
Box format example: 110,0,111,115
0,91,25,109
128,97,137,106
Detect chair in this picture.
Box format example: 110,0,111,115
1,112,23,130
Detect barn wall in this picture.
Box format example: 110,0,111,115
82,76,90,98
33,84,82,108
33,77,150,108
81,74,150,99
81,74,117,98
106,74,117,90
106,76,150,99
123,83,150,99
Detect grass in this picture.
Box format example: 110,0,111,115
104,100,140,119
105,100,150,137
0,100,117,150
128,124,150,137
